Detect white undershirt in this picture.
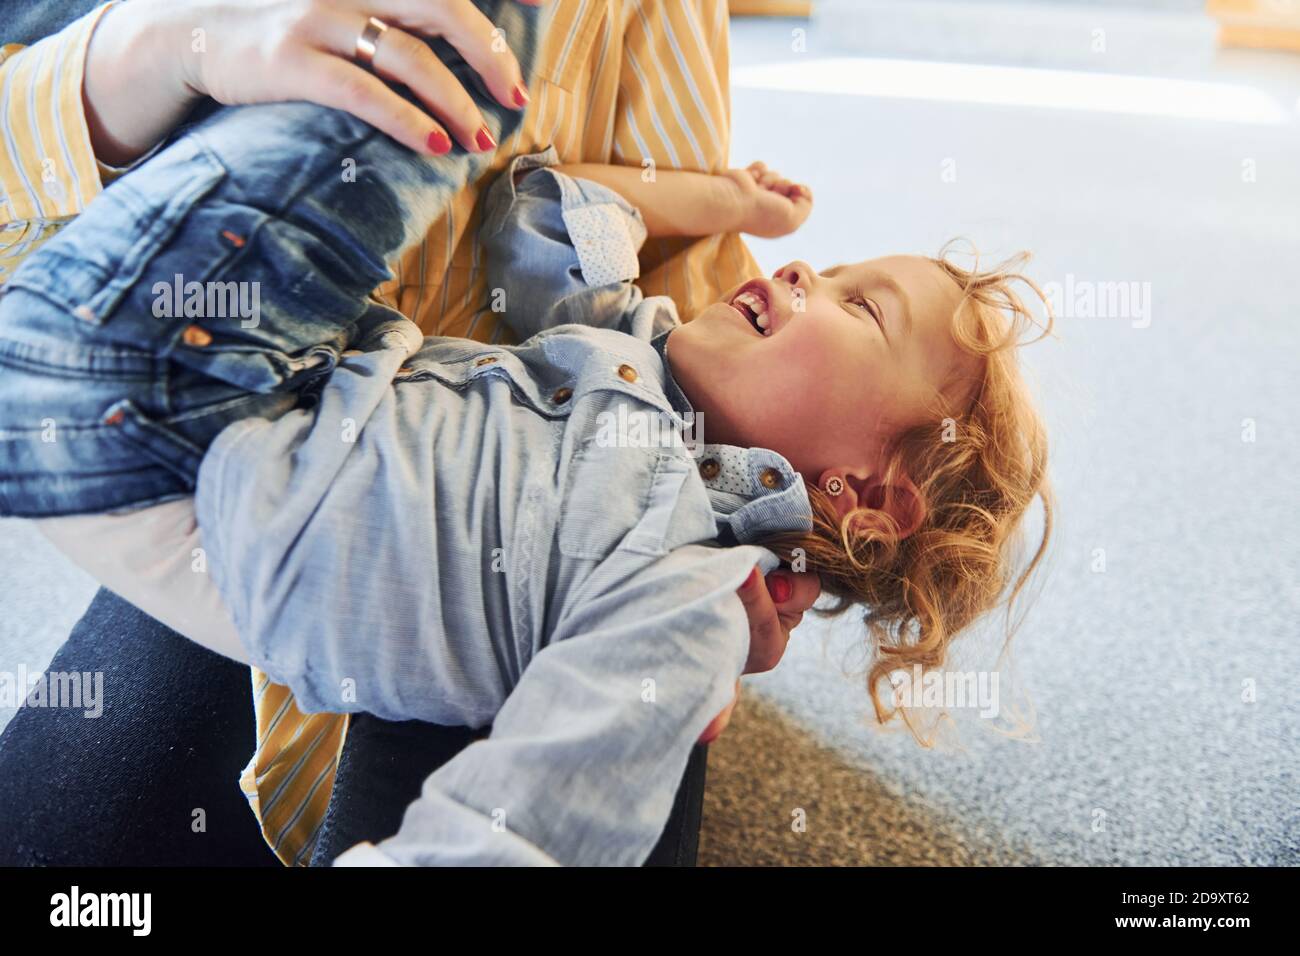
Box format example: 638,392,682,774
33,501,250,664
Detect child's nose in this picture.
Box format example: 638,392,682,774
773,260,814,291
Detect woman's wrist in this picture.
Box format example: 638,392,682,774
82,0,202,168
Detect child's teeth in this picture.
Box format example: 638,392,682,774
755,311,769,330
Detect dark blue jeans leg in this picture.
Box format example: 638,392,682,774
0,590,708,866
0,588,279,866
310,714,709,867
2,0,104,46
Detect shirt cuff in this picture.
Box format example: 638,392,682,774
487,147,649,289
0,2,121,222
551,169,647,287
561,196,646,287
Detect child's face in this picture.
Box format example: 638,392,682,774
668,255,978,481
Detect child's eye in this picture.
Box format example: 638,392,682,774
850,296,884,332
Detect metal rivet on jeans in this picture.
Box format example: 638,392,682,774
182,325,213,347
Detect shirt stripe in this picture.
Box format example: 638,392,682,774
0,3,116,278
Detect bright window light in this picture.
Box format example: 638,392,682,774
732,57,1294,125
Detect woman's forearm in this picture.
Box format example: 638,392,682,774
82,1,202,167
552,163,745,238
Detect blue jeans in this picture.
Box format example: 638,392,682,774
0,0,538,517
0,588,708,866
0,0,708,865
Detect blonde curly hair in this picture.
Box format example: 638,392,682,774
758,242,1055,745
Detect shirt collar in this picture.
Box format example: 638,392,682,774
650,328,692,417
650,328,813,544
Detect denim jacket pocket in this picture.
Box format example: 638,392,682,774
5,136,228,326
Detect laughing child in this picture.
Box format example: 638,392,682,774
0,8,1052,867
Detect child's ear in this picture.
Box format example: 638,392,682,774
816,467,927,541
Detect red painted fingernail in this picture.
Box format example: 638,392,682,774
427,130,452,155
475,126,497,152
768,574,792,604
512,84,530,108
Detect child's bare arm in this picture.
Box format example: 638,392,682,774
551,161,812,239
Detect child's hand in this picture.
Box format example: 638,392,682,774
723,161,813,239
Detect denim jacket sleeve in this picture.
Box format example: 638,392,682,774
479,147,653,342
333,540,774,867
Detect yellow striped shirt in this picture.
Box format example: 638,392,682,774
0,3,122,283
2,0,758,865
371,0,758,339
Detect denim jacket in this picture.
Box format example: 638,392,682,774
192,148,814,866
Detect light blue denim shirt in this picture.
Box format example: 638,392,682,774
195,147,814,866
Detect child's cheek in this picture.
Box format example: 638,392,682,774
783,328,873,417
774,343,835,415
783,321,844,374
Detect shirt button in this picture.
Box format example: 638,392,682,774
759,467,783,490
476,355,499,366
617,363,638,383
182,325,213,347
551,386,573,404
699,458,720,481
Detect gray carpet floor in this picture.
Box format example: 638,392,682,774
701,10,1300,866
2,6,1297,866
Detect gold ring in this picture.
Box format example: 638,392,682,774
355,16,389,67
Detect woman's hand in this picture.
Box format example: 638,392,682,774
722,161,813,239
83,0,542,167
697,566,822,745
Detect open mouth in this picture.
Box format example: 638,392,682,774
730,288,771,336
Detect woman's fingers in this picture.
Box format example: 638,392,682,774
362,18,495,150
419,0,531,112
294,50,452,154
344,0,531,113
736,566,790,674
736,567,784,673
306,11,493,151
775,570,821,617
698,679,741,745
